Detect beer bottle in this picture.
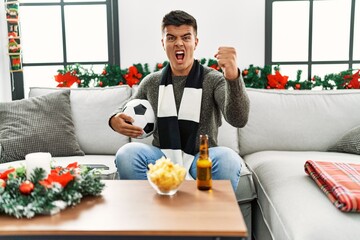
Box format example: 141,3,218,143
197,134,212,190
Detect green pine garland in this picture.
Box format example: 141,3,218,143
0,164,105,219
242,64,359,90
55,59,360,90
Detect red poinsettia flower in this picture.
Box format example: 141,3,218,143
39,179,52,188
40,171,75,188
344,74,351,80
126,77,140,88
49,171,74,188
210,64,220,71
39,163,78,188
54,71,80,87
0,168,15,181
267,71,289,89
129,66,142,79
123,66,142,87
66,162,79,169
348,70,360,89
51,167,62,175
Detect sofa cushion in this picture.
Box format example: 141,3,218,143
0,90,84,163
29,86,132,155
235,158,257,204
218,118,240,154
328,125,360,154
245,151,360,240
239,89,360,156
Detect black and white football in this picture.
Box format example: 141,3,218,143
122,99,155,139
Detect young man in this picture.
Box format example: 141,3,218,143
109,10,249,191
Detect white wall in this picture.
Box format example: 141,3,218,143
118,0,265,71
0,0,265,101
0,1,12,102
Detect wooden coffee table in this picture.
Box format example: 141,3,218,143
0,180,247,239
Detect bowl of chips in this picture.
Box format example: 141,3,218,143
147,157,186,196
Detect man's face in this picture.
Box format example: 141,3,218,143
161,25,198,76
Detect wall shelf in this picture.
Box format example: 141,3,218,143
4,0,22,72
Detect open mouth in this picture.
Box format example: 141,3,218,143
175,51,185,61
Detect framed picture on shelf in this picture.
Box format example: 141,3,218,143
5,2,18,22
8,38,20,54
8,22,20,37
10,54,21,71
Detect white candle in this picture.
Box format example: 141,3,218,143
25,152,52,180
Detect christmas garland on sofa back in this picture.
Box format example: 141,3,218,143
54,59,360,90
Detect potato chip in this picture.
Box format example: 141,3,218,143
147,157,186,193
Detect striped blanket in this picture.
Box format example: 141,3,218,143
305,160,360,212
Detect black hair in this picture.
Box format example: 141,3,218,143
161,10,197,36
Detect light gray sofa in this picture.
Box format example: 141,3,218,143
241,89,360,240
0,85,256,238
2,86,360,240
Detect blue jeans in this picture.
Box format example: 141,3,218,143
114,142,242,191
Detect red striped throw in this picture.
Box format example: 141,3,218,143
305,160,360,212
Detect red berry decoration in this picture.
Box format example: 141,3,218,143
19,180,34,195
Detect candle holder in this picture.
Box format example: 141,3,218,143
25,152,51,180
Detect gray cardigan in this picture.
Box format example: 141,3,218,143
113,65,250,152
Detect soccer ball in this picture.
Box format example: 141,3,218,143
122,99,155,139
